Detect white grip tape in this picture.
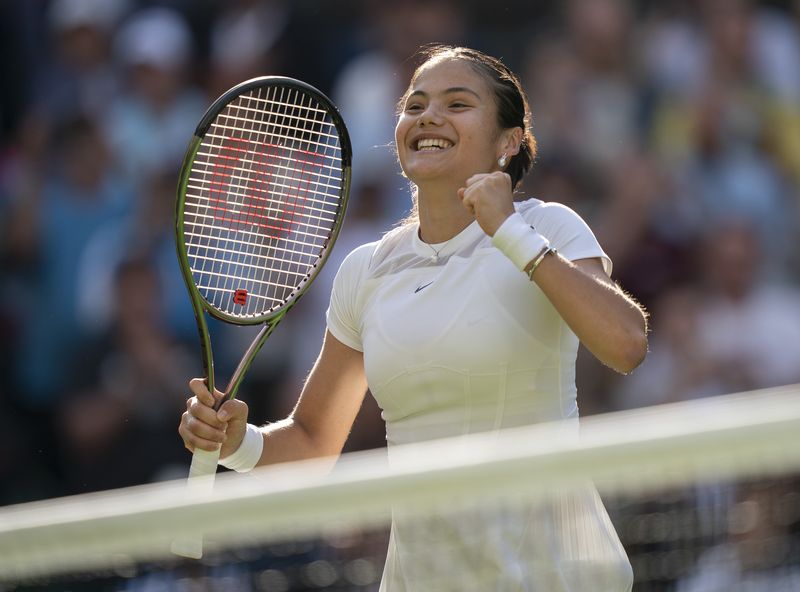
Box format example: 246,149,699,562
170,447,220,559
188,446,221,483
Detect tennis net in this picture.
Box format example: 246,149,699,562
1,384,799,590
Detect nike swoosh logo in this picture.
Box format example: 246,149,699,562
414,281,434,293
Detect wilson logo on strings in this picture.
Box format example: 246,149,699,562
207,136,320,238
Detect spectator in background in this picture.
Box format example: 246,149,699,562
32,0,129,127
611,285,726,410
8,114,134,408
692,219,800,392
641,0,800,104
56,258,195,494
1,0,131,335
73,166,197,344
614,219,800,411
662,78,795,276
331,0,469,226
103,7,206,185
0,114,133,502
524,0,644,175
601,152,691,290
676,479,800,591
756,0,800,191
207,0,291,100
569,152,688,413
645,0,799,277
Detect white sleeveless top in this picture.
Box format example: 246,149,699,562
327,198,633,591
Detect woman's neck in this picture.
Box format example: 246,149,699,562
416,185,474,244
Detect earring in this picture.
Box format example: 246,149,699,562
498,153,508,168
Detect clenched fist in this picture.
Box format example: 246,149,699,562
458,171,516,236
178,378,249,458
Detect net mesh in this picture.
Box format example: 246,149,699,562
1,384,799,591
182,84,346,319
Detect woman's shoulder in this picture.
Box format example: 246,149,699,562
516,197,592,230
368,223,416,269
515,197,610,271
338,240,380,274
338,224,415,274
516,197,581,218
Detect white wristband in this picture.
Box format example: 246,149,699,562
491,212,550,272
219,423,263,473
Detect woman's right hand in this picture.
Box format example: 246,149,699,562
178,378,249,459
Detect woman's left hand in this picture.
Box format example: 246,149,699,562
458,171,516,236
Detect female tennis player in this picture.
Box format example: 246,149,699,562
179,45,648,591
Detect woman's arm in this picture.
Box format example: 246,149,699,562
179,330,369,469
459,172,648,375
263,330,370,464
528,253,648,374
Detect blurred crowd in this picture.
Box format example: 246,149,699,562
1,0,799,511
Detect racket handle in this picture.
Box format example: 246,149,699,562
187,446,222,484
170,447,221,559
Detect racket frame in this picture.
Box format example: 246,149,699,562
171,77,350,558
174,76,351,406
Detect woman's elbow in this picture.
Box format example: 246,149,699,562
613,325,649,375
291,415,345,461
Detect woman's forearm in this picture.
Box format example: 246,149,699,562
530,253,649,374
254,417,339,469
254,331,369,469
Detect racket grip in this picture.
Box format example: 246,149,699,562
187,446,222,484
170,447,221,559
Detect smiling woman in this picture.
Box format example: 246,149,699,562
395,47,537,225
179,44,649,591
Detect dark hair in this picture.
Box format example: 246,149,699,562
399,44,537,190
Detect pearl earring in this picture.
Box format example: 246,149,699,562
498,153,508,168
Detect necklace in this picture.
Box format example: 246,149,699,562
425,242,444,263
420,232,451,263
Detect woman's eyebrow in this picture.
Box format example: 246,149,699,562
406,87,482,100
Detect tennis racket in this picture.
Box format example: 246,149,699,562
171,76,351,558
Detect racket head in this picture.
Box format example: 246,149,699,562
175,76,351,326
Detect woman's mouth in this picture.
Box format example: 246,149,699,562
415,138,454,151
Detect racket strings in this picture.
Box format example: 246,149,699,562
194,139,344,182
183,84,345,318
207,117,344,156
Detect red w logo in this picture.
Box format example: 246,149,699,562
207,136,320,238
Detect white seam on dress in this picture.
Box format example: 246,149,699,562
493,362,508,431
463,372,472,436
557,318,567,419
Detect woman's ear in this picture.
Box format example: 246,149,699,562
501,127,524,158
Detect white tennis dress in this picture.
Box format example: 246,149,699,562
327,198,633,591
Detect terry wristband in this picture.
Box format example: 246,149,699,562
219,422,263,473
491,212,550,272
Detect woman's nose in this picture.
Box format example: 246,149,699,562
418,105,442,127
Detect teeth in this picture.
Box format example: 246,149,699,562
416,138,453,151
